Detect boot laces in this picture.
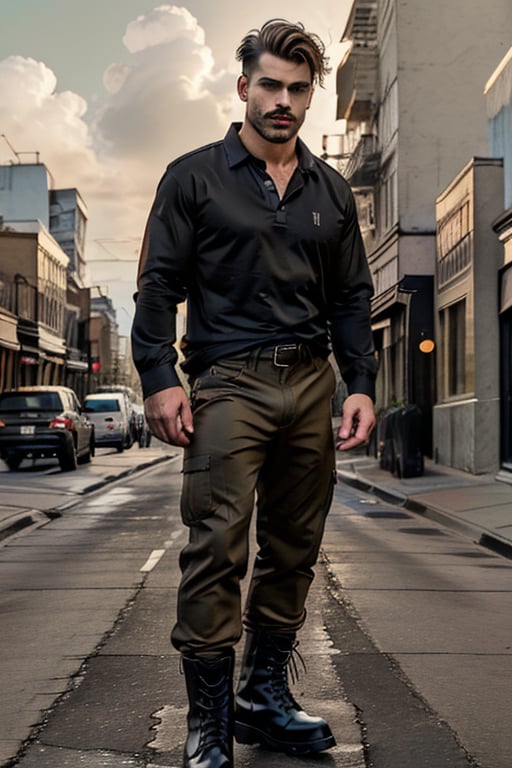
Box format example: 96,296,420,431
288,640,307,684
197,696,230,749
180,658,231,752
268,640,307,710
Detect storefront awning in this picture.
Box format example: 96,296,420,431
38,326,67,356
66,359,89,372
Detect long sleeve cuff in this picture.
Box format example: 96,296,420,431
345,371,376,401
140,364,182,399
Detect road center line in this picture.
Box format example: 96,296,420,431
140,548,166,573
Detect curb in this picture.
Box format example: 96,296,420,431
0,508,52,542
0,453,177,542
56,453,177,509
337,468,512,560
337,467,408,506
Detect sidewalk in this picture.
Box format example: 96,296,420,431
0,448,175,543
336,451,512,555
4,449,512,555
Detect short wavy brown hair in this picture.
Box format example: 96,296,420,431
235,19,331,88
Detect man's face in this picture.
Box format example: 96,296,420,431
238,52,314,144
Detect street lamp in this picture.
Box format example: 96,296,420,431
418,330,435,354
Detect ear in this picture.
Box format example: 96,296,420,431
237,74,248,102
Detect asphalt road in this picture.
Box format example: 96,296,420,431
1,450,511,767
0,449,365,768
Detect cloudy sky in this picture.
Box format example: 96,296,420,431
0,0,352,333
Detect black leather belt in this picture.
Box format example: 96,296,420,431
259,343,310,368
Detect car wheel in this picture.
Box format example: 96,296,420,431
78,441,92,464
6,455,22,471
59,442,78,472
116,441,124,453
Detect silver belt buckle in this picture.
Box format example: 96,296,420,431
273,344,298,367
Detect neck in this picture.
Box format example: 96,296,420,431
238,120,298,167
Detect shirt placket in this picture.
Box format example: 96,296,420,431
249,163,306,229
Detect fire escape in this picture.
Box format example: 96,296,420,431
336,0,380,237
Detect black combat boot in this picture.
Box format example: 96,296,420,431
234,629,336,755
182,651,234,768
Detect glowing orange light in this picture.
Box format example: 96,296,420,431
419,339,435,354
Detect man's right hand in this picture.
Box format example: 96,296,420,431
144,386,194,447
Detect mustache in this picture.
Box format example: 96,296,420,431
265,109,296,121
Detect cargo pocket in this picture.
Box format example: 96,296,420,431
180,454,213,525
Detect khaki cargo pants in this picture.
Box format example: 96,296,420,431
171,348,337,656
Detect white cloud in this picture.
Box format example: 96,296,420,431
0,56,57,110
0,3,349,332
0,56,101,188
96,31,222,159
103,63,132,95
123,4,205,52
88,5,230,284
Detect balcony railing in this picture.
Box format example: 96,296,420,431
343,134,380,186
338,0,379,123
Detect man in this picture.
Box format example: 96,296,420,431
132,19,377,768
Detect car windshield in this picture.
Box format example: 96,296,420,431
0,392,62,412
84,399,120,413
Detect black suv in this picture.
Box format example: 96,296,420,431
0,386,94,472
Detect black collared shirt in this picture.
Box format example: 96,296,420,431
132,123,377,399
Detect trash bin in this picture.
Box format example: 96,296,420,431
378,405,424,478
378,407,399,472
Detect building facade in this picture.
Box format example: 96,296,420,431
0,223,68,387
0,162,122,397
337,0,512,456
88,289,120,389
487,48,512,473
434,159,503,473
50,188,88,282
0,273,19,392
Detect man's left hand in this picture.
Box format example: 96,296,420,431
337,393,376,451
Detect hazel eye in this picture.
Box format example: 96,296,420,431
289,85,310,94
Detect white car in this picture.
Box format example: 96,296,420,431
83,393,132,453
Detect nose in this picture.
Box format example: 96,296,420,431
276,87,291,109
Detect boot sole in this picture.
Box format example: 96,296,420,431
234,721,336,755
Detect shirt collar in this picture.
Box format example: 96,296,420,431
223,122,317,177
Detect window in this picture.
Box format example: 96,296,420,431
379,166,398,234
84,399,121,413
440,299,466,397
0,392,62,412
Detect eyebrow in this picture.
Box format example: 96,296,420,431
256,76,312,89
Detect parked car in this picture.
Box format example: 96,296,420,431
83,393,132,452
95,385,138,446
133,404,152,448
0,386,95,472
